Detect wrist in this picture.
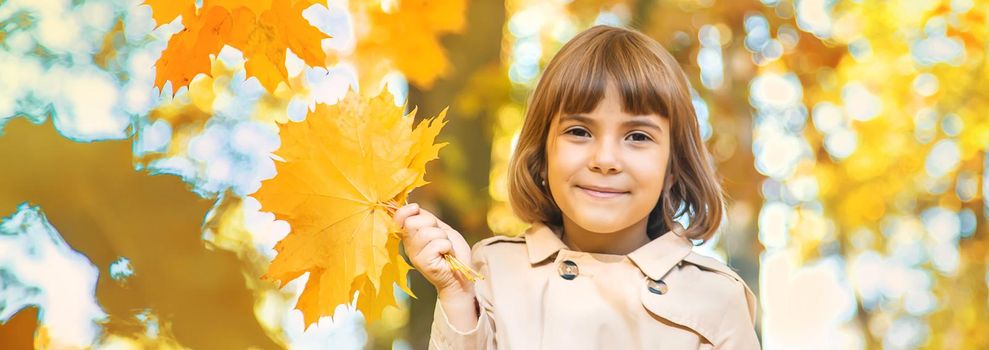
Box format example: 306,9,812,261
438,282,475,300
437,284,480,327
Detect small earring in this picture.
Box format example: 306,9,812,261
541,179,546,187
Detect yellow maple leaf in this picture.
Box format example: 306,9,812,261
252,89,449,326
146,0,328,94
227,0,329,92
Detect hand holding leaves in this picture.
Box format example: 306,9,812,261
393,203,482,297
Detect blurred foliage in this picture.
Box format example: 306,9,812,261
0,118,277,348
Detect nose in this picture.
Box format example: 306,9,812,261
588,140,622,174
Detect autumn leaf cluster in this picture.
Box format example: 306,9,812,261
252,90,448,326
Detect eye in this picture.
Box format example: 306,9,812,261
626,132,653,142
564,127,591,138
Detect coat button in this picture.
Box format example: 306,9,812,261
558,260,579,280
647,279,668,295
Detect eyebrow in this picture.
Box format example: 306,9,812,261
559,114,664,133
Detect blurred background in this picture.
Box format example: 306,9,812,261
0,0,986,349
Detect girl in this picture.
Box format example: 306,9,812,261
394,25,759,349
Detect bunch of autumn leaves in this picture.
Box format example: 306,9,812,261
254,91,459,326
144,0,476,327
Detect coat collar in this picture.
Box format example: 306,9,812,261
523,221,694,280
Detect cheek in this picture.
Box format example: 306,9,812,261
632,151,669,194
546,143,586,177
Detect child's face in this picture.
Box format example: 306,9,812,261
545,81,671,235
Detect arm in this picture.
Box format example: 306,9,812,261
392,204,496,349
429,242,496,349
713,280,760,350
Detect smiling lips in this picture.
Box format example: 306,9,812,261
577,185,629,198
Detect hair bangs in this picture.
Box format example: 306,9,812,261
555,42,610,116
556,32,675,119
609,37,675,119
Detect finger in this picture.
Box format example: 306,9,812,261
406,226,447,257
403,214,438,237
416,208,452,230
392,203,420,232
444,228,471,263
415,237,454,273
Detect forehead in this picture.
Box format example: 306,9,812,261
555,67,673,124
555,80,669,124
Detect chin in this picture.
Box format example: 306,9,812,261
573,216,630,234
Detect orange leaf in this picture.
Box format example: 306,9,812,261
253,89,447,326
146,0,329,94
154,5,233,93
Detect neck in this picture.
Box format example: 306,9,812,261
559,216,651,255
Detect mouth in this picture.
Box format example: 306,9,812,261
576,185,629,199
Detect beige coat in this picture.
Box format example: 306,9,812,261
429,222,760,349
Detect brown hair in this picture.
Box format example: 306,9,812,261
507,25,725,242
